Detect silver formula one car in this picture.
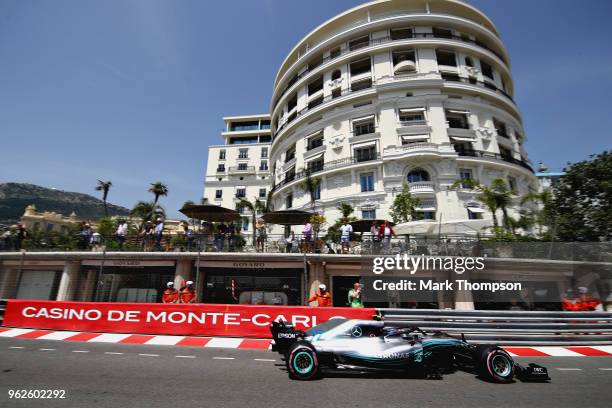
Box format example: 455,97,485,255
270,318,549,382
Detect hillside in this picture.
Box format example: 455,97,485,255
0,183,130,225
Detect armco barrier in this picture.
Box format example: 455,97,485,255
380,308,612,345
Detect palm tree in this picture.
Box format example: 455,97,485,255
490,179,514,233
301,170,321,210
148,182,168,205
130,201,165,229
450,178,500,229
337,203,354,220
95,180,112,217
236,198,267,245
521,188,554,237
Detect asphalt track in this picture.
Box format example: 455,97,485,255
1,337,611,408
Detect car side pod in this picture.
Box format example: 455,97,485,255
515,363,551,382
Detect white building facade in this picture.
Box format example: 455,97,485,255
205,0,540,234
203,115,272,234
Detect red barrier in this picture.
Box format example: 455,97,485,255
3,300,375,338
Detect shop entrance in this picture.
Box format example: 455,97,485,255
202,268,302,305
83,266,175,303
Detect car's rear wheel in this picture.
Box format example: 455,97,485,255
474,345,515,383
286,341,320,380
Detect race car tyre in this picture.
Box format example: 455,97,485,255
286,341,320,380
474,346,515,383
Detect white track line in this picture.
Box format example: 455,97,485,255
0,328,35,337
205,338,242,348
138,353,159,357
8,346,24,349
598,368,612,371
533,347,583,357
213,357,235,360
254,358,276,362
144,335,185,346
72,350,89,353
39,348,55,351
104,352,123,355
37,331,80,340
175,355,196,359
556,368,582,371
87,333,131,343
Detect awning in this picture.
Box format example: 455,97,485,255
306,153,324,163
467,207,485,214
262,210,314,225
179,204,241,222
307,129,323,138
351,140,377,149
416,206,437,212
352,114,375,124
401,135,429,141
447,109,469,114
450,135,475,142
399,107,425,113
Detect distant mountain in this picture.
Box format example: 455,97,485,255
0,183,130,225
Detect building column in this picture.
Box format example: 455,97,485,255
174,259,193,288
56,261,81,301
307,260,327,304
0,269,19,299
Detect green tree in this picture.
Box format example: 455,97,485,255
236,198,267,245
450,178,514,231
520,188,554,238
337,203,355,219
551,150,612,241
130,201,165,229
389,183,421,224
95,180,112,217
301,170,321,210
148,182,168,205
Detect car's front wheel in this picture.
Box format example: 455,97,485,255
474,345,515,383
286,341,320,380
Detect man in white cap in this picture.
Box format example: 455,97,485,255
308,283,332,307
180,280,197,304
162,282,178,304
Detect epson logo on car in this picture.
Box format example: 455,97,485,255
277,332,298,338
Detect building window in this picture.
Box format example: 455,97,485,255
242,217,249,231
467,208,483,220
217,164,225,172
313,183,321,200
354,144,377,162
436,49,457,67
459,168,473,188
349,35,369,51
499,146,512,160
236,188,246,198
285,167,296,183
307,132,324,150
407,169,430,183
350,58,371,77
392,49,416,74
287,93,297,112
285,193,293,208
259,160,268,171
508,176,518,194
432,27,453,39
331,69,341,80
330,47,341,59
307,156,324,173
465,56,474,67
480,60,494,80
445,110,470,129
353,116,375,136
307,54,323,71
421,211,436,220
362,209,376,219
261,147,268,158
230,121,259,131
259,188,267,198
453,142,475,155
215,189,223,199
360,173,375,192
390,27,413,40
285,144,296,162
238,148,248,159
219,150,226,160
493,118,508,138
399,108,425,123
308,76,323,96
332,87,342,98
237,163,248,171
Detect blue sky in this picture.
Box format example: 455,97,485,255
1,0,611,218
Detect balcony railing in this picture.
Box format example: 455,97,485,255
456,149,533,172
274,31,508,111
274,73,513,138
272,153,381,192
409,181,436,194
229,166,255,173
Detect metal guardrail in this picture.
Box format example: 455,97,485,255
380,308,612,345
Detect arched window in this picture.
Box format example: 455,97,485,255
407,169,430,183
331,69,341,80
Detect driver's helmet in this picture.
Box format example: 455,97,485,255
383,326,399,336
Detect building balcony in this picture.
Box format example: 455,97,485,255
384,142,441,159
271,153,381,193
228,166,255,174
456,149,533,173
408,181,435,195
447,127,477,142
